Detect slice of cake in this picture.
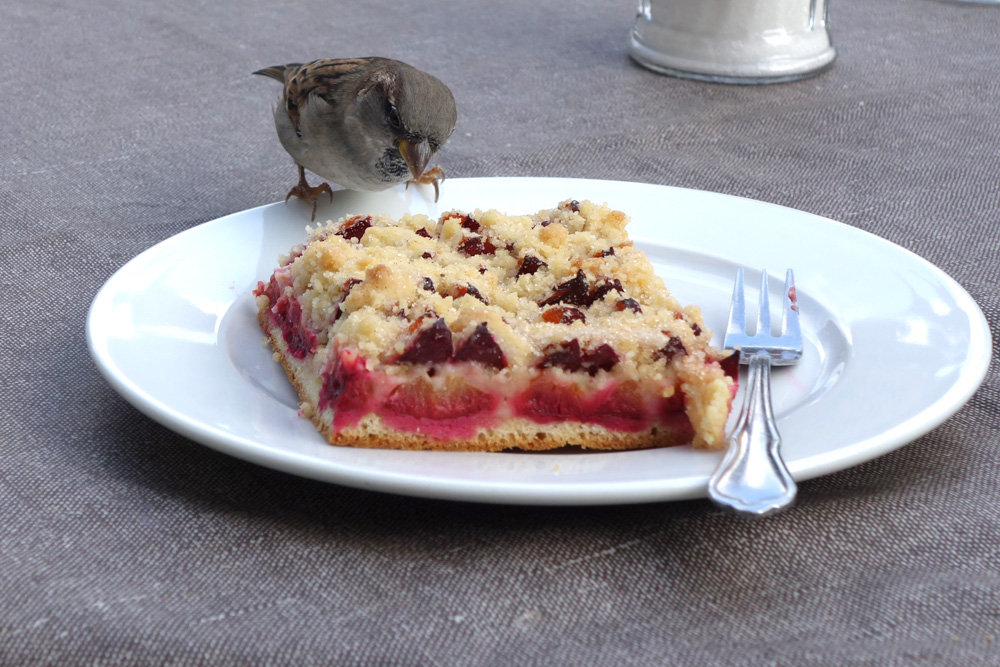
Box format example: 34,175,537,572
254,200,737,452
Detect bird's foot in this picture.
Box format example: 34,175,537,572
407,165,445,202
285,167,334,221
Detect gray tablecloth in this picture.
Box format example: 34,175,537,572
3,0,999,664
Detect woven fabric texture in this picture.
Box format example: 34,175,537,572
2,0,998,664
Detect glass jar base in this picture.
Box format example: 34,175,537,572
628,31,837,85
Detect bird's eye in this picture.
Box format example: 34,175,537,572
385,101,402,130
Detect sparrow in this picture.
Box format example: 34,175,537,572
254,57,458,219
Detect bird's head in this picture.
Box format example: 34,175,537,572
357,62,457,181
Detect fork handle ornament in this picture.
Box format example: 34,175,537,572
708,350,797,517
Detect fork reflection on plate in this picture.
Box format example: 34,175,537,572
708,268,801,517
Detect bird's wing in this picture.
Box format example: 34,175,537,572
281,58,385,134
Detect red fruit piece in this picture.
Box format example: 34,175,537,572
415,228,432,238
336,215,372,242
655,336,687,362
615,298,641,313
458,235,497,257
537,339,582,372
264,282,316,360
590,380,647,431
561,200,581,212
514,378,584,423
319,352,374,419
720,351,740,381
453,323,508,370
516,255,547,278
582,344,619,375
330,277,363,322
384,376,495,421
542,306,586,325
538,339,619,375
458,214,480,233
539,270,590,307
397,318,453,364
452,283,488,304
588,278,623,306
420,277,435,292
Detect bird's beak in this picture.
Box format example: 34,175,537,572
398,138,431,179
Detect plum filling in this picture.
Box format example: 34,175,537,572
514,378,584,423
381,377,499,440
255,277,317,359
720,351,740,382
319,350,501,439
510,377,689,433
317,345,713,442
319,351,379,430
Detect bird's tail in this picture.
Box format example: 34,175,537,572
253,64,301,82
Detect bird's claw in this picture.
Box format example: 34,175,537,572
407,165,446,203
284,179,333,221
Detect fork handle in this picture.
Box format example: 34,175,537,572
708,350,797,517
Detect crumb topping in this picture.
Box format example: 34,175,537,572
277,200,721,379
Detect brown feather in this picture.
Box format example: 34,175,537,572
264,58,375,133
252,64,299,82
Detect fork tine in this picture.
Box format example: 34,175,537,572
781,269,801,339
726,267,746,337
757,269,771,337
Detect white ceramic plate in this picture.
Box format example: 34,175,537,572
86,178,992,505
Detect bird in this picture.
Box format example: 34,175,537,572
254,57,457,219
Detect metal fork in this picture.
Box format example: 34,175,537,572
708,268,801,517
